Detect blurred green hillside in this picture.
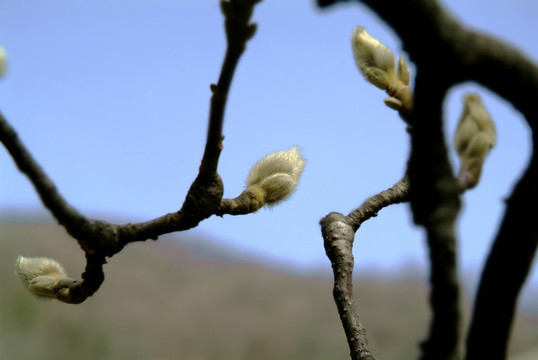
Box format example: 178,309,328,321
1,216,537,360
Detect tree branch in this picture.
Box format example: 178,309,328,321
409,71,462,360
0,0,262,304
201,0,260,175
0,112,87,230
321,176,410,360
466,144,538,360
318,1,538,359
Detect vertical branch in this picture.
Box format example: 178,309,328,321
321,213,376,360
200,0,259,175
321,177,410,360
184,0,260,223
466,147,538,360
409,72,461,360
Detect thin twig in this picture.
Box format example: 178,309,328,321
200,0,260,175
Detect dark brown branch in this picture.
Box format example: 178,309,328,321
217,191,265,216
0,0,262,304
201,0,260,175
409,71,462,360
55,253,106,304
0,112,87,230
466,146,538,360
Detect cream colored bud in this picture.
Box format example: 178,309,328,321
352,27,396,90
0,48,6,78
246,146,305,206
384,97,402,111
454,93,496,189
15,256,73,300
397,56,410,86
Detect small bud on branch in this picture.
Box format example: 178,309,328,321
15,256,75,300
352,27,396,90
245,146,306,208
454,93,496,190
352,27,413,117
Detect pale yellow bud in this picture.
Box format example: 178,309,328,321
246,146,305,207
397,56,410,86
384,97,402,111
454,93,496,189
15,256,74,300
351,27,396,90
0,48,6,78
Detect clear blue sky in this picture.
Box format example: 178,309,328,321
1,1,537,290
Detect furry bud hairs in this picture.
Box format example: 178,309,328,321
244,146,306,209
15,256,75,300
352,27,413,116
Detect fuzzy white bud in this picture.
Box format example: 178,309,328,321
246,146,305,206
352,27,396,90
15,256,73,300
454,93,496,189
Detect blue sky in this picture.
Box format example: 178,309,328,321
1,0,537,290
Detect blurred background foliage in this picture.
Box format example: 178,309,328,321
1,214,537,360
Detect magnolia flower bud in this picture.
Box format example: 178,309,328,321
352,26,396,90
352,27,413,116
397,56,410,86
0,47,6,78
454,93,496,190
15,256,74,300
245,146,305,208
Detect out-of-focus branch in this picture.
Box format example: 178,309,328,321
1,0,262,304
318,0,538,359
320,176,410,360
333,15,462,358
466,147,538,360
409,72,462,360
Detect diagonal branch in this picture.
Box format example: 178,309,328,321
0,112,86,229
